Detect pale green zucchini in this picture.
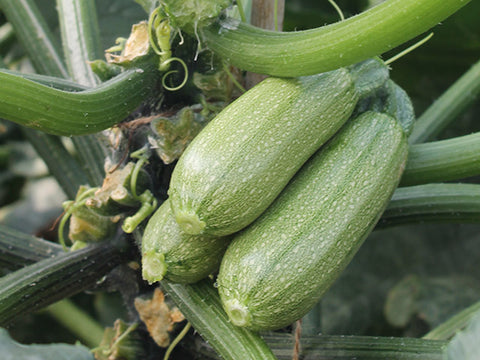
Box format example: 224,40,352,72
217,111,408,331
141,199,230,284
168,68,358,236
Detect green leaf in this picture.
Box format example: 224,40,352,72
0,328,94,360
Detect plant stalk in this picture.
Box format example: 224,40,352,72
401,131,480,186
381,183,480,226
202,0,470,76
161,279,277,360
409,58,480,144
0,224,64,271
0,242,123,326
46,299,104,348
0,0,68,77
0,66,157,136
56,0,109,186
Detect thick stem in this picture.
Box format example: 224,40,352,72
0,242,123,326
202,0,470,77
0,0,68,77
160,279,277,360
56,0,108,186
0,225,64,271
0,66,158,136
401,132,480,186
381,183,480,226
409,58,480,144
56,0,102,86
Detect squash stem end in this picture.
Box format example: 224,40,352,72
142,251,167,284
224,299,251,328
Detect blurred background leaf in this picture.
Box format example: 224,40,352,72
0,328,94,360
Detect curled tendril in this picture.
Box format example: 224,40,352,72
147,6,188,91
147,6,165,56
121,147,158,233
129,147,150,199
58,187,98,251
160,57,189,91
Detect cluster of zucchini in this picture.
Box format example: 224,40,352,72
141,58,413,331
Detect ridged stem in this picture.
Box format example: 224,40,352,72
56,0,102,86
160,279,277,360
401,132,480,186
381,183,480,226
0,66,157,136
0,0,107,187
195,333,447,360
57,0,109,186
201,0,470,76
0,0,68,78
409,58,480,144
0,242,123,326
0,224,63,271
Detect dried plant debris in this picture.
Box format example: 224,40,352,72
134,288,185,347
105,21,151,66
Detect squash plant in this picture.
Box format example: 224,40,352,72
1,0,480,359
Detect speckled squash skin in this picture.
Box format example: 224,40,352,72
217,111,408,331
168,68,358,236
141,199,230,284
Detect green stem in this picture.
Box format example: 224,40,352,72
409,58,480,144
0,224,63,271
201,0,470,76
56,0,109,186
0,65,158,136
160,279,277,360
423,300,480,341
0,69,88,90
401,132,480,186
381,183,480,226
46,299,104,348
0,0,68,78
0,242,123,326
56,0,102,86
1,0,109,187
265,333,447,360
195,333,447,360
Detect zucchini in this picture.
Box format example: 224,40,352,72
168,68,358,236
141,199,230,284
217,111,408,331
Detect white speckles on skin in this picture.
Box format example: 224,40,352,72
169,70,359,237
218,112,408,330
